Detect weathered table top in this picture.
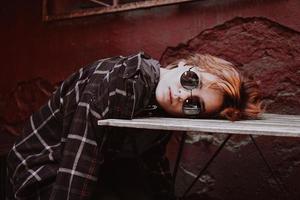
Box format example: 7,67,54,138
98,114,300,137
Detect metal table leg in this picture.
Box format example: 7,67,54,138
180,134,232,199
249,135,291,198
173,133,293,200
173,132,187,186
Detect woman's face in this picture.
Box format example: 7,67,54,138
155,61,224,117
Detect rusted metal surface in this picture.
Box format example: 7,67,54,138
89,0,110,7
98,114,300,137
43,0,199,21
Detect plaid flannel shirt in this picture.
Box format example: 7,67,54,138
7,52,173,200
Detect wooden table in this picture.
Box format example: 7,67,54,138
98,113,300,199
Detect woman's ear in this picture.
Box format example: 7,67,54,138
220,107,242,121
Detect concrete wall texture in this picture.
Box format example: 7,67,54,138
1,0,300,199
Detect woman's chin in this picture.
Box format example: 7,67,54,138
164,109,182,117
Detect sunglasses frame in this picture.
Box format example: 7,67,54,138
180,67,203,117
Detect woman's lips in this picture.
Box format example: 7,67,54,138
168,87,172,104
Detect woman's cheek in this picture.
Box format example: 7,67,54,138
171,102,182,116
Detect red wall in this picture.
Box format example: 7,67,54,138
1,0,300,95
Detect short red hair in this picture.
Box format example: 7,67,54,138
167,53,263,121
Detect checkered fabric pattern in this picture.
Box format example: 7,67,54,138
6,52,173,200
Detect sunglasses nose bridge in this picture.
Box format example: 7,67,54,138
177,88,192,101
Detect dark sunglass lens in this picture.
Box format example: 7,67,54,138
182,96,202,116
180,71,199,90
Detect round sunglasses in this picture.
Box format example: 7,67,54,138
180,67,204,117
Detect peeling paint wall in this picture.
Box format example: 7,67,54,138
162,17,300,199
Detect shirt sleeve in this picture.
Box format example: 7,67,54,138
6,61,104,200
49,99,106,200
49,59,113,200
6,85,63,199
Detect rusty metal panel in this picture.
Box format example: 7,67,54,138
43,0,199,21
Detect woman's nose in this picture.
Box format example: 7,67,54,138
174,88,190,101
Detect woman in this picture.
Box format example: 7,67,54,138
156,54,262,120
6,52,262,200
